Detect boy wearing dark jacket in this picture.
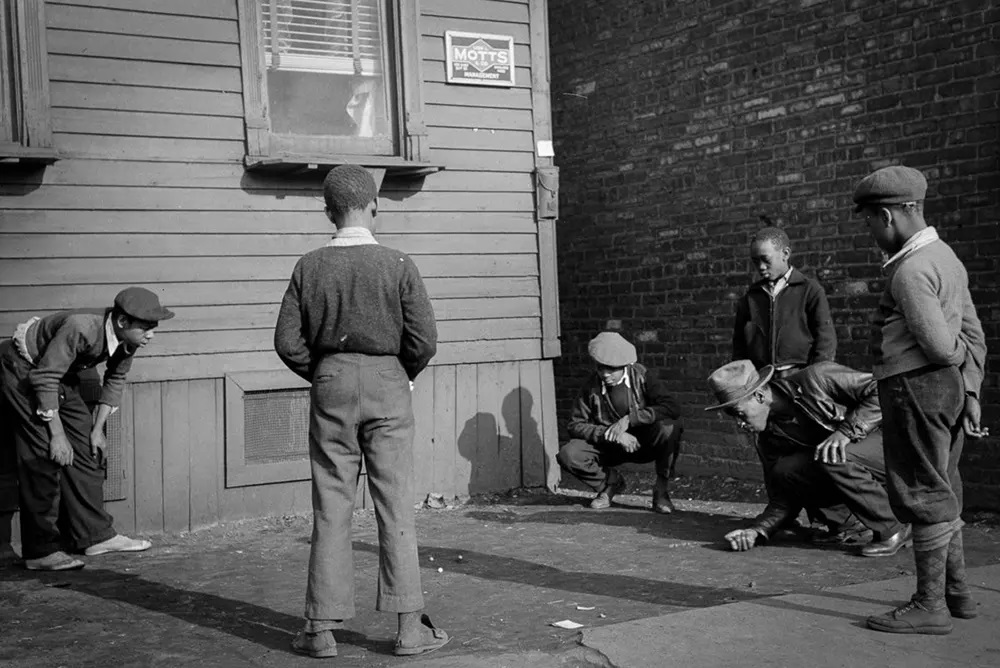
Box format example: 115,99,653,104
558,332,682,513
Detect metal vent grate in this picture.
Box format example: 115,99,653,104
243,388,311,464
102,409,126,502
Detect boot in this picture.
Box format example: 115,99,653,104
590,470,626,510
652,475,675,514
867,542,952,635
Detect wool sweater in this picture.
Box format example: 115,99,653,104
274,244,437,381
20,309,134,411
732,268,837,369
874,237,986,396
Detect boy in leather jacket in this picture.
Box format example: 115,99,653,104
705,360,909,557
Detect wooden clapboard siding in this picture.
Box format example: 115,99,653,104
100,357,553,534
52,0,238,21
0,207,537,233
46,3,239,43
50,83,244,117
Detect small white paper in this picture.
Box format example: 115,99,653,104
576,605,595,611
551,619,583,630
536,140,555,157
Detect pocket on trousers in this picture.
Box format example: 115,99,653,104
376,367,407,383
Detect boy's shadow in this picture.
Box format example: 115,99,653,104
3,568,386,656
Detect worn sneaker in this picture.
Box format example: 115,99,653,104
867,598,953,635
84,534,152,556
24,551,85,571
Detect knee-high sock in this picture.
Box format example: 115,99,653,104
914,544,949,611
946,529,969,597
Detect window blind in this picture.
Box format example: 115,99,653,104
262,0,384,76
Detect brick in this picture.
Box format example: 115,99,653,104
549,0,999,502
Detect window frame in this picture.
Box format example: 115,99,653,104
236,0,440,176
0,0,56,165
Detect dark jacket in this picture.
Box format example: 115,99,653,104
566,363,680,445
732,268,836,369
751,362,882,539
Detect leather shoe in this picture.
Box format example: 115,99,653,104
946,591,978,619
860,524,912,558
651,476,675,514
867,598,952,635
590,472,626,509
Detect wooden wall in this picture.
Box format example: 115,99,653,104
0,0,560,534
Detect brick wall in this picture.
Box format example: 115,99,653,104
548,0,1000,507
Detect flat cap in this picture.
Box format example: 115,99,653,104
114,286,174,323
853,165,927,212
587,331,637,367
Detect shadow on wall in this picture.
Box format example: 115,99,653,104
456,387,546,496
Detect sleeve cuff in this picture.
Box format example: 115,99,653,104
36,408,57,422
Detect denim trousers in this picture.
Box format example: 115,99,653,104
878,365,965,526
557,421,682,491
0,344,115,559
305,353,423,622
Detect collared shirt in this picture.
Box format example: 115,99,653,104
882,226,939,271
105,313,121,359
326,226,379,247
763,266,794,298
599,368,631,395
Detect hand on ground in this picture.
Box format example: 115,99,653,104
724,528,759,551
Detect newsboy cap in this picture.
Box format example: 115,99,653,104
852,165,927,212
114,287,174,323
587,331,637,367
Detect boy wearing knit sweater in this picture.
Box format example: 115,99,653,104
274,165,449,658
856,166,988,635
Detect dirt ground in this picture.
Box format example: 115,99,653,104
2,474,999,668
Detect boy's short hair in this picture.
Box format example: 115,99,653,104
751,226,791,251
322,164,378,215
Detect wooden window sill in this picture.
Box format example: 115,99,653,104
0,146,59,166
244,154,443,178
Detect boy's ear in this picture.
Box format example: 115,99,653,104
371,197,379,218
324,207,335,223
879,207,893,227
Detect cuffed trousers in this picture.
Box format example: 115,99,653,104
0,344,115,560
305,353,423,622
769,431,902,539
878,365,965,525
557,421,682,492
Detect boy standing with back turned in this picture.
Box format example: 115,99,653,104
856,165,987,635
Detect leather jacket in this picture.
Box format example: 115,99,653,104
752,362,882,539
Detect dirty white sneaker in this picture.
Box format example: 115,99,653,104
25,550,85,571
84,534,152,556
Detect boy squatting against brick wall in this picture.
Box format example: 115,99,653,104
854,166,988,636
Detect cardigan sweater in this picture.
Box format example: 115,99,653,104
21,309,134,412
732,268,837,369
874,236,986,396
274,244,437,381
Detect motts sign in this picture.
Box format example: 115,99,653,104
445,31,515,87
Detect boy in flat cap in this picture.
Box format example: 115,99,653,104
275,164,448,658
558,331,682,512
856,165,987,635
0,286,172,570
705,360,907,556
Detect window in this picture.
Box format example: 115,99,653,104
0,0,55,164
238,0,438,175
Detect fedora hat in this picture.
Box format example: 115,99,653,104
704,360,774,411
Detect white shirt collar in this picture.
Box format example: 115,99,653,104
882,226,939,270
105,313,121,358
600,367,631,395
326,227,379,247
764,266,794,297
